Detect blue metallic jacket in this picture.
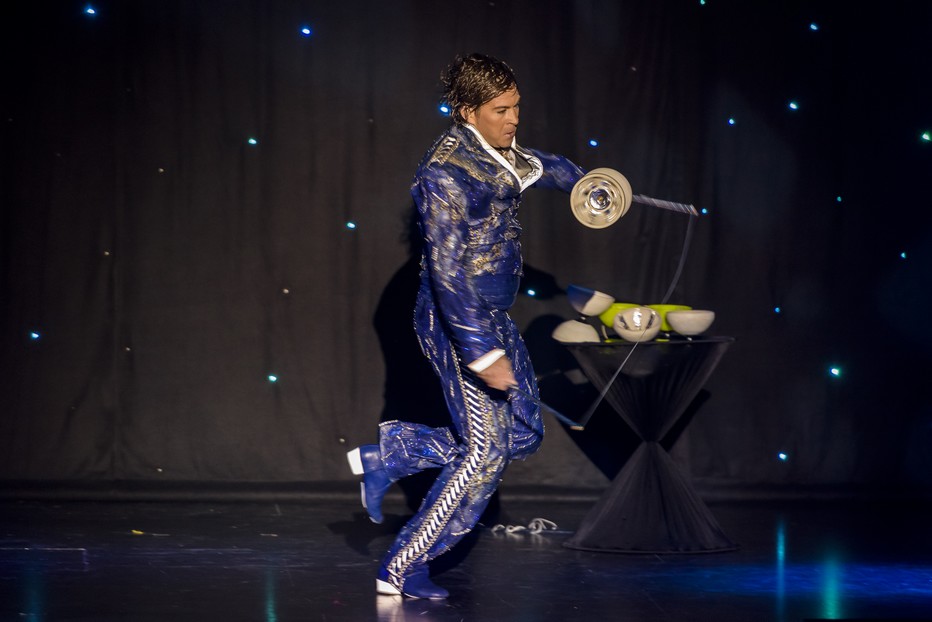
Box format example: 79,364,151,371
412,123,585,366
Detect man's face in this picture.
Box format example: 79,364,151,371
462,88,520,149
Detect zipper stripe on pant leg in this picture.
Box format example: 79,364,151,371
385,370,492,591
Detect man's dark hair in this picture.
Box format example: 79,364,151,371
441,54,517,125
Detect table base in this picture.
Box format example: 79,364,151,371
563,442,737,553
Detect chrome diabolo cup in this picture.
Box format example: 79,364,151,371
569,168,633,229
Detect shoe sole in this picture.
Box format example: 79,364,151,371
346,447,384,528
376,579,401,596
348,448,383,523
346,448,364,475
376,579,447,600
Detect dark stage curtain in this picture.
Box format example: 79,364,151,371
1,1,930,496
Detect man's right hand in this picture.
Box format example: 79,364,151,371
476,356,517,392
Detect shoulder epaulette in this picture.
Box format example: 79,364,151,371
429,135,460,167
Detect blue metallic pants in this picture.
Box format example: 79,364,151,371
377,276,542,592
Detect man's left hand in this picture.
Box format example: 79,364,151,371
476,356,516,391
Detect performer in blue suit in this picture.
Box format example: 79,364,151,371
348,53,584,599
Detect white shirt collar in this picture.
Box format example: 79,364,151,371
464,124,520,181
466,123,544,190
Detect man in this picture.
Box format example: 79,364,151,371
347,53,584,599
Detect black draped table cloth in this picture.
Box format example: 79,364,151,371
562,337,736,553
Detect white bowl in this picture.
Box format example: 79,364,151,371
552,320,601,343
666,310,715,336
612,307,661,342
566,285,615,317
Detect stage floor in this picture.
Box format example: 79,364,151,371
1,493,931,621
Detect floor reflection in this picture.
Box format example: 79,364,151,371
0,498,930,621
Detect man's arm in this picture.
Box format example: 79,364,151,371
414,167,505,374
525,148,585,193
